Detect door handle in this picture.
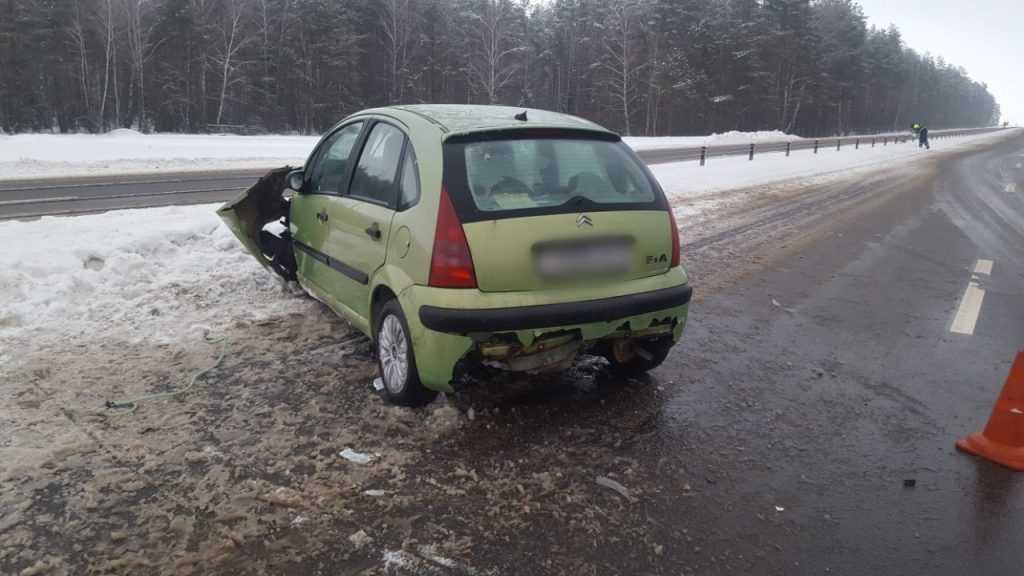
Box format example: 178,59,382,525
365,223,382,240
316,208,328,223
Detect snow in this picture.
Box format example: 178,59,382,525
0,203,305,343
623,130,800,150
0,131,319,180
652,130,1010,219
0,129,802,180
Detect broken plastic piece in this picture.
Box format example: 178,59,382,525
373,377,384,391
339,448,374,464
775,505,785,512
596,476,636,502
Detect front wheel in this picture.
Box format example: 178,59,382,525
376,300,437,407
602,336,675,373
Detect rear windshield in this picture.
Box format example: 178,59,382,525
444,136,663,221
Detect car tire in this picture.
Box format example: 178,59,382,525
375,299,437,407
603,336,674,373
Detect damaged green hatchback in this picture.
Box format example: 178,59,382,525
219,105,692,405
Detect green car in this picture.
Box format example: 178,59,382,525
219,105,692,405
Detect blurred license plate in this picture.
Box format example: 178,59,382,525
536,240,632,279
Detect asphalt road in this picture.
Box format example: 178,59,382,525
649,130,1024,574
0,170,266,219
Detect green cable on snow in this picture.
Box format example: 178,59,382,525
104,335,228,416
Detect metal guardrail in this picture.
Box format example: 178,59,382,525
634,127,1008,166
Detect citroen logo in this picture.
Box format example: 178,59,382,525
576,213,593,227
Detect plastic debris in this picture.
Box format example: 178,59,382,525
339,448,374,464
775,506,785,512
596,476,637,502
372,377,384,391
363,489,386,497
771,298,796,313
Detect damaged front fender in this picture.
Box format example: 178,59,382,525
217,166,298,282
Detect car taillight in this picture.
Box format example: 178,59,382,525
668,207,680,268
429,187,477,288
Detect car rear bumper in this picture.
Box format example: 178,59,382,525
396,269,691,392
419,284,692,334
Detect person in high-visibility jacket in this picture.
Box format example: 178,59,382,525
912,122,922,133
918,125,930,149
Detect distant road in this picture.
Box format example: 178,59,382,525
0,171,266,219
0,127,1006,219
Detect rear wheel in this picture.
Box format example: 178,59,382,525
602,336,674,373
376,299,437,407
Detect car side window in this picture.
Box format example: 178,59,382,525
398,144,420,209
306,122,363,195
349,123,404,206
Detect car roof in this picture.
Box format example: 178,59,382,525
358,104,616,139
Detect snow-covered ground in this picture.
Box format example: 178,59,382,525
621,130,799,149
0,129,319,180
0,129,802,180
0,204,299,341
651,130,1011,219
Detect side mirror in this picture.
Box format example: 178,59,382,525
287,170,305,192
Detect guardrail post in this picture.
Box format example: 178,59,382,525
749,143,755,161
814,139,819,154
871,137,875,148
837,139,841,151
883,136,887,146
700,146,706,166
855,138,860,150
786,142,791,157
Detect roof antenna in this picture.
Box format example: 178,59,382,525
514,110,528,122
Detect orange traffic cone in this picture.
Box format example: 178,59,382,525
956,351,1024,471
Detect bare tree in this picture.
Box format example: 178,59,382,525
211,0,253,126
465,0,523,105
122,0,163,131
68,0,94,127
96,0,118,130
379,0,417,104
596,0,648,135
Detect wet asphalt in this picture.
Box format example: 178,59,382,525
653,131,1024,574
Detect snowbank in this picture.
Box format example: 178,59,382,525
651,130,1011,218
623,130,800,150
0,204,306,344
0,132,319,180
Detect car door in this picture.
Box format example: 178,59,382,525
290,121,365,302
321,121,407,323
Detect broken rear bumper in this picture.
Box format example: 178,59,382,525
418,284,692,334
397,269,691,392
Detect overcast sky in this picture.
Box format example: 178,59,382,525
855,0,1022,124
